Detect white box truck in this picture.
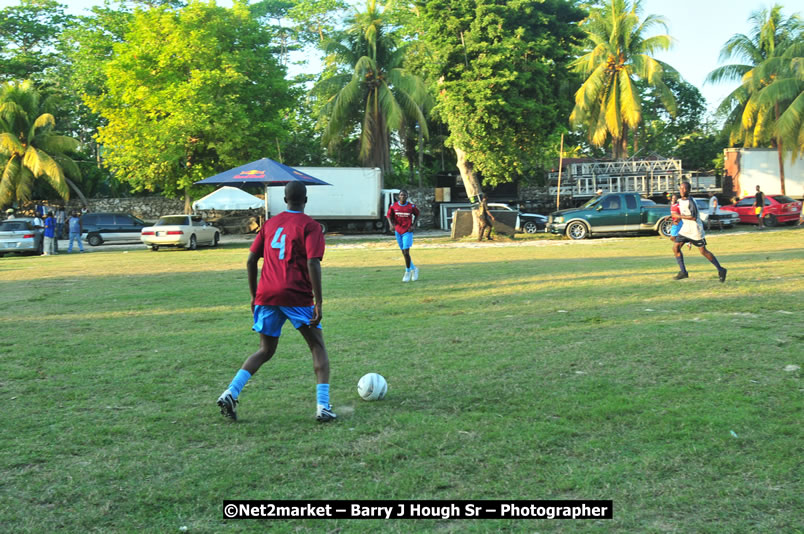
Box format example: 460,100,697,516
724,148,804,198
268,167,399,233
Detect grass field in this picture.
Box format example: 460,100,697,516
1,227,802,533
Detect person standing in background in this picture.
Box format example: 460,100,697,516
753,185,766,229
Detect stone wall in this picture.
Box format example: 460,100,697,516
76,197,185,221
14,185,553,230
405,187,436,229
17,196,184,222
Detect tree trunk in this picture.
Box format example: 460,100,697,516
454,146,482,202
64,176,89,207
184,187,191,214
620,124,629,159
776,140,786,195
775,104,786,195
417,126,424,188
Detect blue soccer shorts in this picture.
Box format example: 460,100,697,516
395,231,413,250
252,305,321,337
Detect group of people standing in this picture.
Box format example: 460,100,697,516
4,206,86,255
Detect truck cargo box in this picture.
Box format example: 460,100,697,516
268,167,383,220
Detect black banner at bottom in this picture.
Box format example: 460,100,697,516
223,500,613,520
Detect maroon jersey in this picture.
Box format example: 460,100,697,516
250,211,325,306
387,201,420,234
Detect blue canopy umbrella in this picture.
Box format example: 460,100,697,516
194,158,330,218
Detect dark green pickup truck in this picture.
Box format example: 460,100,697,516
546,193,673,240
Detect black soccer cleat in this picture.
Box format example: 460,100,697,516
673,271,689,280
718,268,728,283
217,390,238,421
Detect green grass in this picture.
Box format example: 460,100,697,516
1,228,802,533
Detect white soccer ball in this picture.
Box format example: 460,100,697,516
357,373,387,401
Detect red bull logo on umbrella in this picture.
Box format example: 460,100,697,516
234,169,266,179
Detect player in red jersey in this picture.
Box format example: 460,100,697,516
386,189,420,282
217,181,336,422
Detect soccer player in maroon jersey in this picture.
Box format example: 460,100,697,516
386,189,420,282
217,180,336,422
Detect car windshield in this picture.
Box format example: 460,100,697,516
581,197,601,208
641,199,657,206
156,216,189,226
772,195,795,204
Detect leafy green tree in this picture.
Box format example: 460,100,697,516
570,0,676,159
417,0,585,199
314,0,430,175
707,4,802,194
0,80,85,208
86,1,293,211
0,0,70,82
636,77,706,157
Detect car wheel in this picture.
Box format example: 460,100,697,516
319,222,327,234
566,221,589,240
87,233,103,246
522,220,541,234
763,214,778,227
150,245,159,251
213,232,220,247
187,234,197,250
658,217,673,237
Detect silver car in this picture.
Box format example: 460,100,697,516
0,217,44,256
692,198,740,228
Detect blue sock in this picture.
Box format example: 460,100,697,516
228,369,252,399
676,255,687,274
708,255,722,270
316,383,330,407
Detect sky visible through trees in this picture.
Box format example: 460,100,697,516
3,0,771,113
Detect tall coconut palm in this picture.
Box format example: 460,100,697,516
706,5,801,145
314,0,429,174
0,80,84,207
750,42,804,161
707,5,802,194
570,0,676,159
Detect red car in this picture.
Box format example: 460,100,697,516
721,194,802,226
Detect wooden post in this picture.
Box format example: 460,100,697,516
556,134,564,211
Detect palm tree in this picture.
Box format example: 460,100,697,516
314,0,429,174
750,42,803,162
569,0,676,159
706,5,802,194
0,80,85,207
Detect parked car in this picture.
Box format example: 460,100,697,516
547,193,672,240
691,198,741,228
0,217,44,256
487,203,548,233
720,195,802,226
140,215,221,251
81,212,148,246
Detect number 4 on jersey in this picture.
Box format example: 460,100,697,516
271,227,286,260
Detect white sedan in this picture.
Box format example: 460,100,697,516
141,215,221,251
